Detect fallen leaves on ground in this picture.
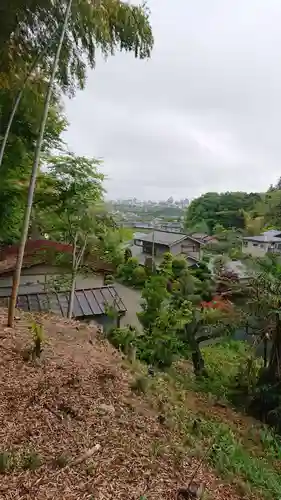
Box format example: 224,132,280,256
0,309,243,500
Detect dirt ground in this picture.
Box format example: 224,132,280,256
0,308,244,500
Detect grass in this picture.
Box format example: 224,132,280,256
128,342,281,500
130,375,149,394
170,340,260,401
0,450,42,473
21,451,42,470
0,452,14,473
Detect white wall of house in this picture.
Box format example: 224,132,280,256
242,240,269,257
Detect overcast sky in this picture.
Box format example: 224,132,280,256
64,0,281,200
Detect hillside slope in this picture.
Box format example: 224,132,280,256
0,310,251,499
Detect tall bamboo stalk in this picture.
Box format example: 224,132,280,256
0,36,57,168
8,0,73,327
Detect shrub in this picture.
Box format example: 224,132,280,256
22,451,42,470
108,326,137,353
0,452,14,473
137,327,185,368
104,274,114,285
131,266,147,287
117,258,146,286
172,258,187,279
28,320,45,360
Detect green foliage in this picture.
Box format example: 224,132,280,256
39,153,105,239
29,320,45,359
204,228,243,257
117,258,147,287
130,376,149,394
22,451,42,470
185,191,261,232
148,363,281,500
0,80,65,244
108,326,137,353
158,251,173,278
138,275,168,330
110,299,190,368
182,341,253,399
0,0,153,245
104,274,114,285
0,452,15,473
131,266,147,287
54,454,69,468
0,0,153,94
204,422,281,500
171,257,187,279
124,247,132,262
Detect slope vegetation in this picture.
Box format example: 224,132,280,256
0,310,277,500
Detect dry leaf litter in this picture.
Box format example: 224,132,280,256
0,309,244,500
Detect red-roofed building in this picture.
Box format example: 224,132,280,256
0,239,113,297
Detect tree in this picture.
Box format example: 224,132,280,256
138,275,168,331
0,0,153,171
0,0,153,95
240,256,281,385
8,0,73,326
42,154,107,318
170,266,233,376
0,78,66,244
117,257,140,285
185,192,262,233
223,255,281,428
137,300,192,368
4,0,154,325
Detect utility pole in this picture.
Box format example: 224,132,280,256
152,230,155,273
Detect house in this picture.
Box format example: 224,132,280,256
0,240,126,329
242,230,281,257
0,286,126,330
190,233,219,245
0,239,114,297
129,230,202,268
208,257,250,283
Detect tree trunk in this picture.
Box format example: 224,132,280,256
263,314,281,384
185,324,208,378
67,270,77,319
7,0,73,327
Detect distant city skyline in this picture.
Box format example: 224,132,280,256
108,196,189,205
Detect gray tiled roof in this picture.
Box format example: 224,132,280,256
262,230,281,238
7,286,127,318
243,235,281,243
136,231,200,247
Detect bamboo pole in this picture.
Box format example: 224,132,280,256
8,0,73,327
0,34,58,168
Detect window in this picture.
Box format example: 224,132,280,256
243,241,248,247
253,243,258,247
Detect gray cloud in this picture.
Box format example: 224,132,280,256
64,0,281,200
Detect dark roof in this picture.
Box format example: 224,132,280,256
1,286,127,318
136,231,201,247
